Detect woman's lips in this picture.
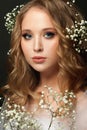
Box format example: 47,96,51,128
32,56,46,63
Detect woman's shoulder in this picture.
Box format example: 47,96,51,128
76,90,87,129
77,90,87,111
76,90,87,113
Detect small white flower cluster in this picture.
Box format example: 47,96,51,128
0,87,76,130
67,0,75,7
4,5,24,33
0,98,41,130
66,20,87,53
39,85,76,119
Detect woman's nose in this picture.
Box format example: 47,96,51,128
33,37,43,52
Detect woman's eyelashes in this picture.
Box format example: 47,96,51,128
44,32,57,39
22,33,32,40
22,31,57,40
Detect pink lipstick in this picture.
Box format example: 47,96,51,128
32,56,46,63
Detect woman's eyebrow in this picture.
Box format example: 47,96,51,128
21,29,31,34
42,28,57,31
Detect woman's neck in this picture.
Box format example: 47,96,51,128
37,70,60,93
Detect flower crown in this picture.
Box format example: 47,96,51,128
4,0,87,54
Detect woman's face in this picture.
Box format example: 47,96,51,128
21,7,59,73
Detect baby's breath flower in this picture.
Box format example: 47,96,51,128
0,86,76,130
66,20,87,53
67,0,75,7
0,101,41,130
4,5,24,33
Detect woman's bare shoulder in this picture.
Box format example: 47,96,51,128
76,90,87,129
77,90,87,110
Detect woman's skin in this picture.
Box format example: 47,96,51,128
21,7,60,90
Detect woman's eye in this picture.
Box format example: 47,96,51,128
44,32,56,39
22,33,32,40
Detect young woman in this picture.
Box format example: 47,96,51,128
0,0,87,129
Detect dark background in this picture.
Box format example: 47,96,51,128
0,0,87,87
